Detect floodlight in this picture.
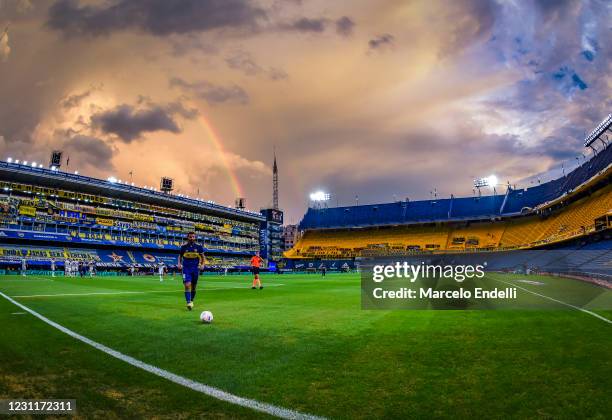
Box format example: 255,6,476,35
31,161,37,167
107,176,117,183
474,175,498,188
310,191,330,201
23,161,28,165
7,157,12,163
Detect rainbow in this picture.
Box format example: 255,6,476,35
198,114,243,198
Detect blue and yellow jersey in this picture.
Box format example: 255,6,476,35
179,243,204,270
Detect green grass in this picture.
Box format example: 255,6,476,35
0,272,610,419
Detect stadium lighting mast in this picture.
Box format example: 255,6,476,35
473,175,498,196
309,191,331,208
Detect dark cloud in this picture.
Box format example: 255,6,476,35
91,105,181,142
169,34,218,57
46,0,266,37
63,135,114,169
335,16,355,36
170,77,249,105
225,50,288,80
283,17,327,33
368,33,394,51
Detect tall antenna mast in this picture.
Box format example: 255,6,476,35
272,147,279,209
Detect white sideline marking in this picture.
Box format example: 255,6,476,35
12,284,284,298
0,290,324,420
516,279,545,286
495,279,612,325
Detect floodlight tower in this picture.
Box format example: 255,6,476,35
160,177,174,194
473,175,497,197
235,197,246,210
49,150,63,169
309,191,331,209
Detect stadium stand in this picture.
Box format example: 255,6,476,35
287,186,612,259
0,162,264,273
0,245,252,274
287,126,612,260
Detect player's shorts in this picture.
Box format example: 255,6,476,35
251,266,260,275
182,268,199,284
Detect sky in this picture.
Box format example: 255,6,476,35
0,0,610,223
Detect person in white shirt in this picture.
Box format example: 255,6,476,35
50,258,56,277
21,258,27,277
158,261,165,282
89,260,96,277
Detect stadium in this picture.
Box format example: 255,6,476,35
1,1,611,419
0,115,610,418
284,114,612,278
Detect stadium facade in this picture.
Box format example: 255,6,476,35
0,161,266,274
285,115,612,277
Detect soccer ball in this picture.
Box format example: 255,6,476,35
200,311,213,324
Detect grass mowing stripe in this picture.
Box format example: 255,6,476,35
495,279,612,325
0,290,325,420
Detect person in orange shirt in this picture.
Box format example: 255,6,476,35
250,251,263,290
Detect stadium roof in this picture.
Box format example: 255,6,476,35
584,114,612,148
0,162,265,222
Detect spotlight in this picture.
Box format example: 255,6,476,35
474,175,498,188
309,191,330,201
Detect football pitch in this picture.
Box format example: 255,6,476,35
0,272,610,419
